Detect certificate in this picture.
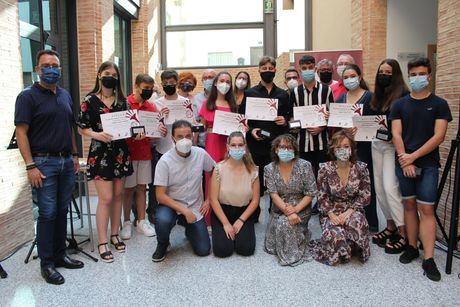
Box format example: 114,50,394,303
327,103,363,128
100,110,137,140
212,110,248,136
293,105,327,128
138,111,164,138
245,97,278,121
353,115,388,142
163,99,194,125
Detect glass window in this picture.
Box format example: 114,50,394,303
42,0,58,34
166,28,263,67
276,0,305,56
20,37,41,86
165,0,263,25
18,0,41,28
114,12,132,95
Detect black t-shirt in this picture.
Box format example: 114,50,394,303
389,93,452,167
14,82,75,153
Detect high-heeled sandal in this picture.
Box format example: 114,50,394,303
385,235,407,254
110,234,126,253
371,228,397,247
97,243,114,263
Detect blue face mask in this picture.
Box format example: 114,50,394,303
277,149,295,162
301,69,316,83
40,67,61,85
409,75,429,92
344,77,360,91
229,148,245,161
203,79,213,92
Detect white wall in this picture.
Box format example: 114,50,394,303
387,0,438,79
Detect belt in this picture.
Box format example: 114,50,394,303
32,151,71,157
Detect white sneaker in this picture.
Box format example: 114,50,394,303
137,219,156,237
120,221,132,240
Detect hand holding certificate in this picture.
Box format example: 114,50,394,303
212,110,248,136
162,99,194,124
101,110,165,140
293,105,327,128
353,115,388,142
327,103,363,128
138,110,164,138
245,97,278,121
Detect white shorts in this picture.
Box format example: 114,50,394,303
124,160,152,188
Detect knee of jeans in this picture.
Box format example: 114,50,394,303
38,205,58,221
194,245,211,257
155,210,175,227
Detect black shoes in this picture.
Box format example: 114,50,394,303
399,245,420,264
55,256,84,269
152,243,169,262
422,258,441,282
41,266,65,285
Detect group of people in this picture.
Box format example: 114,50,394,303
14,49,451,285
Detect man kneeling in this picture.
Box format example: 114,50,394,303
152,120,215,262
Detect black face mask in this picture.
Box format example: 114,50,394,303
163,84,176,96
377,74,392,88
140,89,154,100
260,71,275,84
319,71,333,84
180,82,193,92
101,76,118,89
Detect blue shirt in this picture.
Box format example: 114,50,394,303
14,82,75,153
389,93,452,167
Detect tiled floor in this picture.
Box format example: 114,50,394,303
1,196,459,306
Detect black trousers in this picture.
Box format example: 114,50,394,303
211,204,255,257
358,142,378,231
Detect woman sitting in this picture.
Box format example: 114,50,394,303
209,131,260,257
310,130,371,265
264,134,317,266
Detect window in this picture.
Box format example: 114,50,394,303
114,12,132,95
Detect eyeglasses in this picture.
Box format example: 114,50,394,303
286,76,298,81
278,145,294,150
40,64,60,69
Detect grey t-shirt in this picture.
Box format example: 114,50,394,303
154,146,216,220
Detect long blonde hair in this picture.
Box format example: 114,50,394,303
225,131,256,173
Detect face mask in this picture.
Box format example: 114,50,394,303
180,82,193,92
319,71,333,84
140,89,154,100
203,79,214,92
216,82,230,95
163,84,176,96
260,71,275,84
337,65,346,79
409,75,429,92
334,147,351,161
40,67,61,85
229,148,245,161
175,138,192,154
376,74,392,88
277,149,295,162
235,78,247,90
301,69,316,83
344,77,360,91
101,76,117,89
287,79,298,90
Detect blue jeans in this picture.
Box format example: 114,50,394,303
154,205,210,256
33,156,75,268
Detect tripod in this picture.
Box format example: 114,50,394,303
0,264,7,279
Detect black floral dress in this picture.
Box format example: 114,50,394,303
77,94,133,180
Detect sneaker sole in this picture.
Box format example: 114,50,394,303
152,256,165,262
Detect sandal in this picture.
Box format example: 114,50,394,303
98,243,114,263
385,235,407,254
110,234,126,253
371,228,397,247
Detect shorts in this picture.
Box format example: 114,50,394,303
124,160,152,188
395,164,438,205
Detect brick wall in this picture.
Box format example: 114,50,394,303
435,0,460,244
0,0,34,259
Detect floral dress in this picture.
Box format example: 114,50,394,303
264,158,317,266
77,94,133,180
310,161,371,265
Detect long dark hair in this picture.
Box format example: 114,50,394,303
233,71,251,96
343,64,369,91
370,59,409,112
88,61,125,104
206,71,238,112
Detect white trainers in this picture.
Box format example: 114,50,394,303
120,221,132,240
137,219,156,237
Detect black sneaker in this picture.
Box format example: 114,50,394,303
422,258,441,282
152,243,169,262
399,245,419,264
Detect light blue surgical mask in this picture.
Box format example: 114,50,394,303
229,148,245,161
277,149,295,162
301,69,316,83
344,77,360,91
203,79,213,92
409,75,429,92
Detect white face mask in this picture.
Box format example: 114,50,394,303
235,78,247,90
287,79,298,90
175,138,192,154
337,65,346,79
216,82,230,95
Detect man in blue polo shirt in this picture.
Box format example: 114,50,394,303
14,50,84,285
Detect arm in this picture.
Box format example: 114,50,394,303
264,164,291,215
233,176,260,234
71,127,80,172
392,119,416,177
16,124,46,187
350,164,371,210
156,185,196,223
77,127,112,143
209,167,235,239
294,162,318,213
